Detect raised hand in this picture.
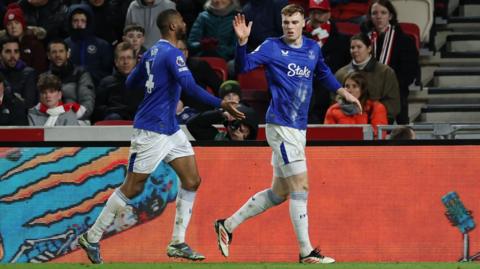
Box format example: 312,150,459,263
232,14,252,46
221,100,245,120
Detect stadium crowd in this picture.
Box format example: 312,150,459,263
0,0,419,140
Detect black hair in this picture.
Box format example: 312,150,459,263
365,0,399,30
0,36,20,51
47,39,70,52
156,9,181,36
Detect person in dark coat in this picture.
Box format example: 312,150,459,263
0,37,38,108
78,0,126,45
0,72,28,126
187,103,259,141
93,42,144,123
360,0,419,124
44,39,95,123
18,0,69,42
242,0,288,52
64,4,113,86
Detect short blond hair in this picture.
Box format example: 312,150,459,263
281,4,305,17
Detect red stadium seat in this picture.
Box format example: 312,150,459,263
237,66,268,91
94,120,133,126
336,22,361,36
238,67,269,123
399,22,421,50
199,56,228,81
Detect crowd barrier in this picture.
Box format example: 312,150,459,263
1,137,479,263
0,125,375,142
378,123,480,140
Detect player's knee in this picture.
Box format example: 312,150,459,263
181,176,201,191
120,183,144,198
267,188,286,205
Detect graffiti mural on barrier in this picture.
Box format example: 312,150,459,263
0,147,179,263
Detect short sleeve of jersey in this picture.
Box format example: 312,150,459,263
165,49,191,80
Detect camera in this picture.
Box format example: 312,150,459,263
228,120,242,131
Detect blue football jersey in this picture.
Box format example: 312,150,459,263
126,40,221,135
236,36,341,130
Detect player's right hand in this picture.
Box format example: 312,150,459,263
233,14,252,46
221,100,245,120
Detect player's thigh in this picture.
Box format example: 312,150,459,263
169,155,199,182
164,130,199,189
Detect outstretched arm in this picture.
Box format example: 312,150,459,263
179,75,245,120
233,14,252,46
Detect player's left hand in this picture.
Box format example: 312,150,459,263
338,87,362,114
221,100,245,120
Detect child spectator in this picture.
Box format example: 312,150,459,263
125,0,176,48
122,24,147,60
28,73,80,126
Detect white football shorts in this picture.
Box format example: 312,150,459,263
266,123,307,177
127,128,194,174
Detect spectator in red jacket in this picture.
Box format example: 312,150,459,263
324,71,387,138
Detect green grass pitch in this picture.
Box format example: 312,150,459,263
1,263,480,269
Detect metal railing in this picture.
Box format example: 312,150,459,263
377,123,480,139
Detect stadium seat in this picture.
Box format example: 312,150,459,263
238,66,268,91
391,0,433,43
94,120,133,126
238,67,269,123
199,56,228,81
336,22,361,36
399,22,421,50
330,1,369,22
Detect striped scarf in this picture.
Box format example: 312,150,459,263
369,25,396,65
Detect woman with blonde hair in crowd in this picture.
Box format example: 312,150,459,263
325,71,387,138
